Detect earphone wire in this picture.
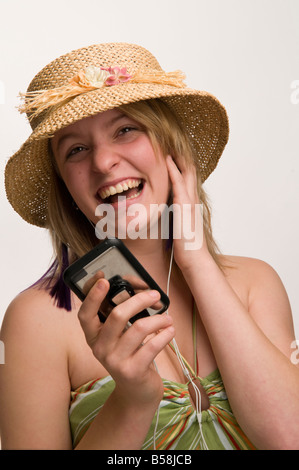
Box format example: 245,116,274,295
153,243,209,450
152,244,175,449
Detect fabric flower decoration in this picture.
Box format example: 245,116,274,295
84,66,110,87
101,67,132,86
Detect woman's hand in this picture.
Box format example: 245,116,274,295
165,155,210,272
78,277,175,407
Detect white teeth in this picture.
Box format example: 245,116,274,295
108,186,117,196
115,183,123,193
99,179,141,200
126,189,142,200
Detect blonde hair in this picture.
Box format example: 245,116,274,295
47,99,222,275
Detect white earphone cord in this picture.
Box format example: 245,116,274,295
152,244,209,450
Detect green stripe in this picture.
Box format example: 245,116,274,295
69,371,256,450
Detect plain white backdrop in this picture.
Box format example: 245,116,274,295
0,0,298,343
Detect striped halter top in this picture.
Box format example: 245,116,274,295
69,312,256,450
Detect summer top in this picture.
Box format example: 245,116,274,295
69,313,256,450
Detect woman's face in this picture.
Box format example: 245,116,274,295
51,108,171,237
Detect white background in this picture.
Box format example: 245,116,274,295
0,0,298,339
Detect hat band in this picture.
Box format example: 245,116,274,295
19,65,186,121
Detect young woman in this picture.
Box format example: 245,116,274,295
1,43,299,450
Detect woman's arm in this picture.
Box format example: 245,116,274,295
184,254,299,450
0,288,73,449
166,154,299,450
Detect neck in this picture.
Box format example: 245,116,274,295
123,237,170,279
122,237,189,307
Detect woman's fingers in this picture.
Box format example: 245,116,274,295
77,272,176,404
166,155,198,203
81,270,105,296
103,289,161,340
79,280,166,359
101,313,175,380
123,274,148,291
78,278,110,345
109,321,175,383
166,155,184,188
134,322,175,369
115,312,174,357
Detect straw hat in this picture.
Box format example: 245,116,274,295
5,42,229,228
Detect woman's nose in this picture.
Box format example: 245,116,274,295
91,145,120,174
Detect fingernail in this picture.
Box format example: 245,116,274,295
149,290,160,298
97,279,106,289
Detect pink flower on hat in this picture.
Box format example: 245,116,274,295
101,66,132,86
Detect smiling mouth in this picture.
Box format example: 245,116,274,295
98,178,144,204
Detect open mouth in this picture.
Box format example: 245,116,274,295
98,178,144,204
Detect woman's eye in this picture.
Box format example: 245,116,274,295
118,126,136,135
116,125,142,139
67,146,87,158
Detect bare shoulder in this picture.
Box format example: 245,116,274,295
4,284,59,316
220,254,295,353
220,254,289,299
2,285,74,343
0,284,85,375
220,254,282,283
1,285,99,388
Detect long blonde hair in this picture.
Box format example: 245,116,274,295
47,99,222,278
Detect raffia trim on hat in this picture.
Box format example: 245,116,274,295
18,67,186,120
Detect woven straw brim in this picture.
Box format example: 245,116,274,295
5,82,229,227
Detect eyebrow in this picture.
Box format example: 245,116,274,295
53,113,130,154
54,132,81,154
